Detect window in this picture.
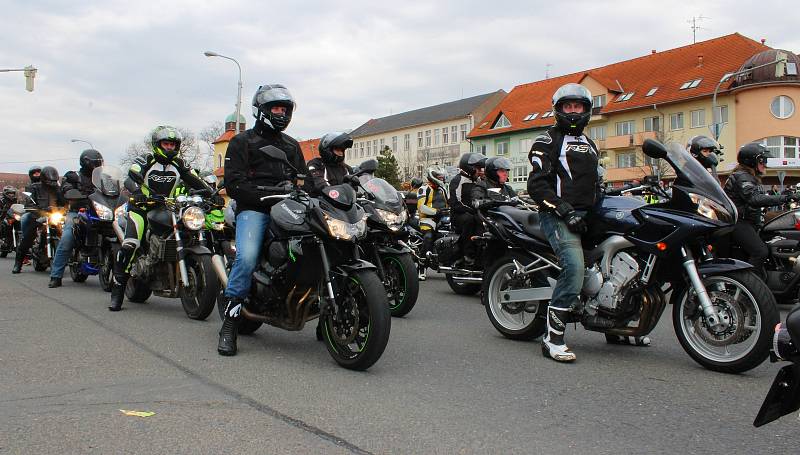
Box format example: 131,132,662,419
366,141,371,156
523,112,539,121
771,95,795,119
417,131,423,148
451,126,458,143
495,140,509,155
379,138,385,153
391,136,397,153
617,152,637,168
442,128,448,143
359,143,364,158
615,120,634,136
670,112,684,130
373,140,378,155
460,124,468,141
622,92,634,101
404,134,410,151
593,94,606,108
425,130,431,147
493,114,511,129
542,111,553,118
680,79,702,89
434,129,440,145
691,109,705,128
588,126,606,141
643,116,660,132
761,136,800,159
217,154,223,168
474,144,487,154
512,165,529,183
645,87,658,97
519,138,533,155
616,93,627,102
787,62,798,76
713,105,729,124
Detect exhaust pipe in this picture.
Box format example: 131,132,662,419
211,254,228,287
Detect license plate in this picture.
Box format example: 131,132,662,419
754,364,800,427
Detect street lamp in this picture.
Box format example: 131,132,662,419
70,138,95,149
204,51,243,133
711,56,788,141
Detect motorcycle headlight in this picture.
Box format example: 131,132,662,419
182,206,206,230
324,213,367,240
49,211,64,226
13,214,21,221
92,200,114,221
211,222,225,231
375,208,408,231
689,193,733,223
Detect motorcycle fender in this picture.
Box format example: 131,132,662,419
335,260,377,274
376,244,411,255
182,245,213,256
697,258,752,276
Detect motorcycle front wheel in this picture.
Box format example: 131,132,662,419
180,254,220,321
382,253,419,317
31,234,49,272
672,270,779,374
99,247,114,292
321,269,390,371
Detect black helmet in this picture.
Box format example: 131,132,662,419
40,166,60,187
426,167,446,188
151,126,182,162
485,157,513,185
687,136,720,168
410,177,423,189
738,142,768,173
552,83,593,136
252,84,295,132
318,132,353,164
458,152,487,179
28,165,42,182
2,186,16,200
79,149,104,173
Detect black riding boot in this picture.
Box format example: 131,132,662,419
109,276,127,311
11,253,23,274
218,297,243,356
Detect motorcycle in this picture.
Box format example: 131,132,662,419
13,201,64,272
354,160,419,317
238,145,390,370
1,204,22,258
482,139,778,374
753,306,800,426
64,165,126,290
119,174,220,320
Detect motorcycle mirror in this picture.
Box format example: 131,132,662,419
10,203,24,215
124,178,140,194
357,159,379,175
642,139,668,159
65,189,87,200
260,145,289,163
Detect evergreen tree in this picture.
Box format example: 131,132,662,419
376,146,402,188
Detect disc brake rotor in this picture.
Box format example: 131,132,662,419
694,292,747,347
328,296,360,344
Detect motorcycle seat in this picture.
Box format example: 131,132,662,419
494,206,547,242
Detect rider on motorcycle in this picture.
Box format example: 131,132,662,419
12,166,64,274
687,135,721,171
47,149,104,288
109,126,213,311
449,152,486,267
723,142,798,278
417,167,448,280
26,166,41,193
471,157,517,206
1,186,17,213
305,132,353,196
218,84,308,356
527,83,601,362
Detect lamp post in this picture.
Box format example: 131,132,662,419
204,51,243,133
711,56,788,141
70,138,95,149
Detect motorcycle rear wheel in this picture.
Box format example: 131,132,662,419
445,273,481,295
69,263,88,283
321,269,390,371
483,253,549,340
125,276,151,303
672,270,779,374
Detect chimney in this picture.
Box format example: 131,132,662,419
761,38,766,45
697,54,704,67
651,49,657,54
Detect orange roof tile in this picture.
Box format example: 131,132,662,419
298,138,320,162
212,130,236,144
469,33,769,139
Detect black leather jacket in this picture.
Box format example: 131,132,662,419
25,182,65,211
723,170,784,226
61,168,95,211
449,174,479,215
304,158,352,196
471,180,517,208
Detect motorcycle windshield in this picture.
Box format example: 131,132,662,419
363,178,401,206
665,142,736,214
92,166,123,197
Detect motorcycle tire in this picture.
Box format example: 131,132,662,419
99,249,113,292
180,254,220,321
482,253,548,341
237,319,263,335
382,253,420,317
671,270,779,374
69,263,88,283
445,273,481,296
125,277,151,303
321,269,390,371
0,251,8,258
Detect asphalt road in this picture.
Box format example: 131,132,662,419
0,260,797,454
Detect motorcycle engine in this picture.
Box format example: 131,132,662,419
434,235,460,265
586,252,640,313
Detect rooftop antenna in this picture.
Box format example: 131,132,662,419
545,63,552,79
688,15,710,44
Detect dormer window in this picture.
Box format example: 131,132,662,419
681,79,702,89
542,111,554,118
645,87,658,97
492,113,511,129
616,92,634,102
523,112,540,121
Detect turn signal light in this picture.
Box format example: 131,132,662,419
656,242,668,251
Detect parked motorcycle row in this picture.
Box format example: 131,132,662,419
6,140,800,424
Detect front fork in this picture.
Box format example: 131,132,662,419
172,212,190,285
317,239,337,312
681,247,724,329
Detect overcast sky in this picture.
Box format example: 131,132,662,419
1,0,797,174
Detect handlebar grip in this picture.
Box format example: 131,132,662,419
256,185,290,192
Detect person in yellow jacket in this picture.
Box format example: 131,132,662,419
417,167,448,280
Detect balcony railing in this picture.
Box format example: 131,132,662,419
603,131,658,149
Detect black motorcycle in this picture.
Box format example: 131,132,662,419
481,139,778,374
29,206,64,272
753,305,800,426
1,204,22,258
64,165,125,290
238,145,391,371
354,162,419,317
119,175,220,320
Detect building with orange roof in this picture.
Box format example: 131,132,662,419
469,33,800,189
298,138,321,162
212,111,247,179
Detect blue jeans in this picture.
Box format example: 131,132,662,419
20,212,33,236
539,212,584,311
50,211,77,279
224,210,271,299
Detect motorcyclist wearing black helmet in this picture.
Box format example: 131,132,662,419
723,142,797,277
688,135,721,170
12,166,65,274
46,150,104,288
109,126,212,311
471,157,517,206
218,84,308,356
305,132,353,196
26,166,42,192
527,83,602,362
1,186,17,210
449,152,486,266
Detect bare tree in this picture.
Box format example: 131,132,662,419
198,122,225,156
